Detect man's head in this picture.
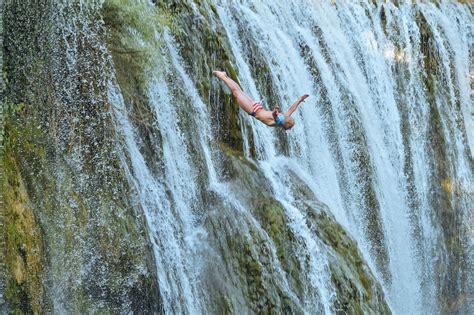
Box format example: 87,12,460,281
282,116,295,130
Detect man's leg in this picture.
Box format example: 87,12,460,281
213,71,255,114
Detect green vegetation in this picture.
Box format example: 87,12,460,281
102,0,169,95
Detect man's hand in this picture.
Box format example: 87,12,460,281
272,105,280,120
298,94,309,103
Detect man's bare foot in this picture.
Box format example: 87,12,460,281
212,70,227,79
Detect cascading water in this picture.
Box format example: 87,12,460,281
108,1,472,313
2,0,472,313
114,1,472,313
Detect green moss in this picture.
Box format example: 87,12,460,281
218,221,283,313
2,112,45,314
253,199,303,295
102,0,165,94
2,1,162,310
302,204,390,314
219,143,258,173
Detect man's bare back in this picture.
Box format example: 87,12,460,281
213,70,308,131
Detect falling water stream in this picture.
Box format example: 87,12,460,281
104,1,473,314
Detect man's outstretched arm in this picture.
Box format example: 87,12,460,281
285,94,309,117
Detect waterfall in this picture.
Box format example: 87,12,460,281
106,0,471,313
107,1,472,313
213,2,473,312
2,0,472,313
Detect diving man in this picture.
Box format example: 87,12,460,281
213,70,309,131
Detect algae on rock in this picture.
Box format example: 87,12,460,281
2,119,44,314
2,1,161,312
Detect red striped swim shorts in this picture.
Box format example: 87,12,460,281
250,102,263,116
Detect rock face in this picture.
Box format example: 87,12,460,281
1,0,472,314
1,2,160,313
202,145,390,314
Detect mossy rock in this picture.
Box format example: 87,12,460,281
214,145,390,313
2,138,44,314
203,205,301,314
156,0,244,152
416,10,470,314
2,1,162,312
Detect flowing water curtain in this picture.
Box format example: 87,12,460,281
106,3,211,312
108,1,336,313
211,1,473,313
121,0,472,313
